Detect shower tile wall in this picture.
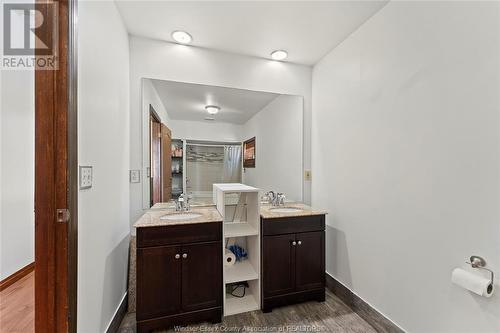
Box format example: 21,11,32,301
186,146,224,193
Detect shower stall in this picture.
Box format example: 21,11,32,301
185,141,242,203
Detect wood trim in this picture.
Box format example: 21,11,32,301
150,119,162,205
149,105,162,206
0,263,35,291
35,0,77,332
35,1,59,331
325,273,405,333
105,293,128,333
161,123,172,202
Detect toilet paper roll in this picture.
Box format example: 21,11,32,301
451,268,494,297
224,249,236,267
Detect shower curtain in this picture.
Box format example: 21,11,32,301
222,145,242,183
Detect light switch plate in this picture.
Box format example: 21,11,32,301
130,170,140,183
79,166,93,189
304,170,312,181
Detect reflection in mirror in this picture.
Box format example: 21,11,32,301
141,78,303,209
186,143,242,203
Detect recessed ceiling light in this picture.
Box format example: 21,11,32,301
171,30,192,44
271,50,288,61
205,105,220,115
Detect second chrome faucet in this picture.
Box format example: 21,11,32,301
264,191,286,206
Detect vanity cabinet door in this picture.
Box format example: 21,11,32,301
181,241,222,312
137,245,182,321
295,231,325,292
263,234,296,297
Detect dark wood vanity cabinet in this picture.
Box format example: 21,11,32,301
137,245,182,319
262,233,296,297
295,231,325,291
181,242,222,312
261,215,325,312
136,222,222,333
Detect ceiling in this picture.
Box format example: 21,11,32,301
115,1,388,66
151,79,280,124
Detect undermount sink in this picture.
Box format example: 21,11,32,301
269,207,304,213
160,212,203,221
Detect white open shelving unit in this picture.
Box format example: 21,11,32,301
213,183,261,317
224,222,259,238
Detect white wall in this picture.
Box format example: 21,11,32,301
0,0,35,279
312,2,500,332
129,36,312,224
0,66,34,280
242,95,303,202
78,1,130,332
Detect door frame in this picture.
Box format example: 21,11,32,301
160,123,172,202
35,0,78,332
149,106,162,206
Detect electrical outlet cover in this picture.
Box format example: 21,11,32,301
79,166,93,189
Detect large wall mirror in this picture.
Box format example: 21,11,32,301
141,78,304,209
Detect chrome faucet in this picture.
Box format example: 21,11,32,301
275,193,286,206
264,191,286,206
175,193,191,212
264,191,275,205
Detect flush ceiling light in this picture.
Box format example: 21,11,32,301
205,105,220,115
171,30,192,44
271,50,288,61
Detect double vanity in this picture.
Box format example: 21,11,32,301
134,185,326,333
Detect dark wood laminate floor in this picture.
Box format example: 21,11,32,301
118,289,377,333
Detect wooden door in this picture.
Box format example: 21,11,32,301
181,242,222,312
262,234,296,297
161,124,172,202
137,245,182,321
150,116,162,205
295,231,325,291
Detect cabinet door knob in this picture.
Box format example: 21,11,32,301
292,241,297,246
297,240,302,245
175,254,180,259
182,253,188,259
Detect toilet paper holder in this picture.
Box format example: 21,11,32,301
466,256,495,290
